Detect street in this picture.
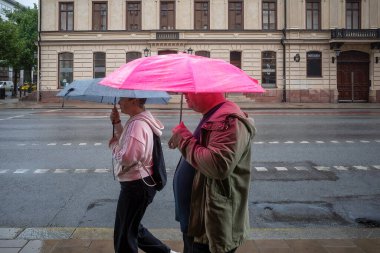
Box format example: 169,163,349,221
0,108,380,230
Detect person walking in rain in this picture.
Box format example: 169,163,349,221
169,92,256,253
109,97,178,253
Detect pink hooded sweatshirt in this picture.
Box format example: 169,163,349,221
109,110,164,182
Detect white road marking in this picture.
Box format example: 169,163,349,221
0,115,25,121
334,166,349,171
331,141,339,143
75,169,89,173
360,140,370,143
300,141,309,143
63,143,72,146
314,166,330,171
0,170,9,173
47,143,56,146
34,169,49,173
294,166,308,171
54,169,69,173
284,141,294,144
95,169,109,173
373,165,380,169
253,142,264,144
17,144,27,146
14,169,29,173
315,141,324,143
255,167,268,172
346,140,355,143
275,167,288,171
353,166,368,170
268,141,279,144
94,143,102,146
79,143,87,146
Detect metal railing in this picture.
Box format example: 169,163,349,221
331,29,380,39
156,32,180,40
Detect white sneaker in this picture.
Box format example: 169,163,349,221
170,250,180,253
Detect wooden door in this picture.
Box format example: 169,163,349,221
337,51,369,102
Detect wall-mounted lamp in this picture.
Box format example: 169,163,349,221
143,47,150,57
293,53,300,62
376,57,379,64
187,47,193,55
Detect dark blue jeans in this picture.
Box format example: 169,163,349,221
114,178,170,253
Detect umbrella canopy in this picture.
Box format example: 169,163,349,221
56,78,171,105
99,53,265,93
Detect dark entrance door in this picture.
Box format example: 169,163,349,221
337,51,369,102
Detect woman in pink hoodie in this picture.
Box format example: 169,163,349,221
109,97,177,253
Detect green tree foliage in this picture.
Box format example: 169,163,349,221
0,5,38,91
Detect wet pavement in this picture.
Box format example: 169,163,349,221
1,97,380,252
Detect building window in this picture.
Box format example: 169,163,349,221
306,0,320,30
195,51,210,58
307,51,322,77
59,2,74,31
261,51,276,88
228,1,243,30
126,2,141,31
93,2,107,31
160,1,175,30
126,52,142,63
194,1,209,30
262,1,276,30
58,52,73,88
93,52,106,78
346,0,360,29
230,51,241,69
0,66,9,80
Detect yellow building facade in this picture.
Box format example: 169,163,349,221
38,0,380,103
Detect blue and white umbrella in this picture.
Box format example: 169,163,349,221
56,78,171,107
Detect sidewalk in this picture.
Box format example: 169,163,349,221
1,96,380,110
1,227,380,252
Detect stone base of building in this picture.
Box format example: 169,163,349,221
246,89,337,103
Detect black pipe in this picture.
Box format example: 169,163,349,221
282,0,287,102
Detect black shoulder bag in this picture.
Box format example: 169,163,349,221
151,133,167,191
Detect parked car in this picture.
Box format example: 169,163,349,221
0,81,14,91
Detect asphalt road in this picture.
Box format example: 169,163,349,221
0,108,379,229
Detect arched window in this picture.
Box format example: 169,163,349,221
195,51,210,58
126,52,142,63
58,52,73,88
307,51,322,77
261,51,276,88
93,52,106,78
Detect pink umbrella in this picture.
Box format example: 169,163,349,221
99,53,265,93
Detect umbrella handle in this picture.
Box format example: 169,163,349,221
179,93,183,123
112,98,117,137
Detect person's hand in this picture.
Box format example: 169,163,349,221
168,122,187,149
109,136,118,148
110,107,120,125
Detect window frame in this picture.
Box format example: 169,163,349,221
262,0,277,31
306,51,322,78
92,2,108,31
160,1,176,30
93,52,106,78
228,0,244,31
346,0,361,29
126,52,142,63
195,50,210,58
261,51,277,88
230,51,242,69
59,2,74,31
306,0,321,30
126,1,141,31
58,52,73,88
194,1,210,30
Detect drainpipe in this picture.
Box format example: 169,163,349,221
281,0,287,102
37,0,41,102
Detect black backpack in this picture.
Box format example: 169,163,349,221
151,133,167,191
